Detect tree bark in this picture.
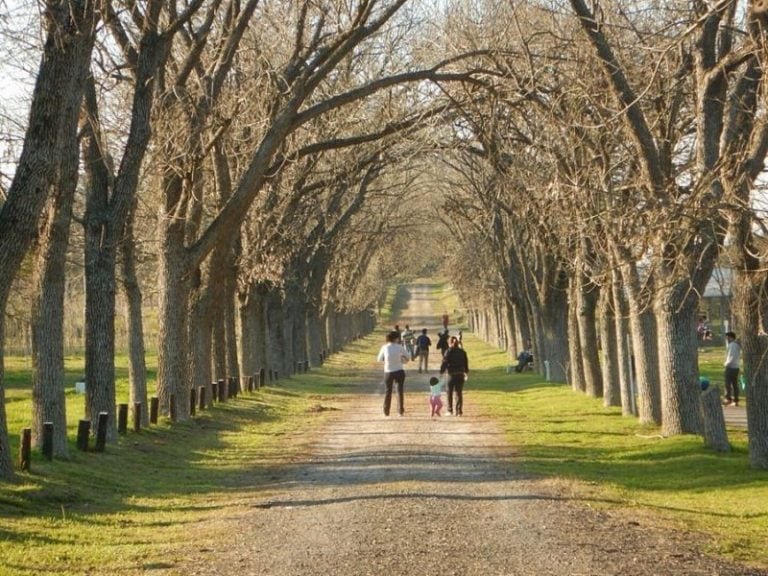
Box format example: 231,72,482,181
0,0,98,480
654,285,703,436
598,287,621,407
119,211,149,427
31,118,79,457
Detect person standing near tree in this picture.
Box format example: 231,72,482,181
723,331,741,407
440,336,469,416
377,330,410,416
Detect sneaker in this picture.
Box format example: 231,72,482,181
723,400,732,406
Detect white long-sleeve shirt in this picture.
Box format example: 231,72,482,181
377,342,409,373
725,340,741,369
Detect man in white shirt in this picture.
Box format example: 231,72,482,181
723,331,741,407
377,330,410,416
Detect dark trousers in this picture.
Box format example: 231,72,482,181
724,367,740,404
446,373,465,415
384,370,405,416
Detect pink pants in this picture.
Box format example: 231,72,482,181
430,394,443,416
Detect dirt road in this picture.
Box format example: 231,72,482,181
180,284,763,576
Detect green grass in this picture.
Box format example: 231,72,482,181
1,296,767,572
465,335,768,567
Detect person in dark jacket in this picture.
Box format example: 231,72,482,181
440,336,469,416
436,330,450,357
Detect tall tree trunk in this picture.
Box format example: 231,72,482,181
306,303,324,368
598,287,621,407
224,270,239,382
119,212,149,427
568,287,585,393
732,268,768,468
266,287,286,379
31,124,78,457
577,280,603,398
539,272,569,383
157,217,192,419
0,0,98,480
239,281,268,380
612,269,634,416
654,284,702,435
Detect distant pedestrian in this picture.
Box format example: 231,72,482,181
415,328,431,373
377,330,410,416
428,376,443,417
440,336,469,416
723,331,741,407
436,330,450,357
442,313,449,331
401,324,415,359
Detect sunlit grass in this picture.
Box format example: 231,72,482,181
463,329,767,567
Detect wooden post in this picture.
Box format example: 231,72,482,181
133,403,142,433
76,419,91,451
190,387,197,416
259,368,266,388
94,412,109,452
19,428,31,471
42,422,54,460
274,370,279,381
198,386,206,411
211,381,218,402
268,368,274,383
118,403,128,434
304,360,310,373
150,396,159,424
169,393,176,421
217,379,226,402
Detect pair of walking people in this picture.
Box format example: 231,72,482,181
378,330,468,417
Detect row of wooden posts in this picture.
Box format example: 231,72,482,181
18,357,321,472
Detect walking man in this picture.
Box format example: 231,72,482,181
415,328,431,373
440,336,469,416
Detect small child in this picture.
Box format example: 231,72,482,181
429,376,443,417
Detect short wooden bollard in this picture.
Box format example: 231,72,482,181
169,393,176,421
198,386,206,411
211,382,218,402
258,368,266,388
94,412,109,452
118,403,128,434
76,419,91,451
229,377,237,398
150,397,159,424
133,403,142,433
274,370,279,382
319,351,324,363
304,360,310,373
246,375,253,393
41,422,54,460
19,428,31,471
190,387,196,416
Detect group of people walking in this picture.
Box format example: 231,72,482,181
377,323,469,417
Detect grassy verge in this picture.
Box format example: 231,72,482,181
464,332,768,568
0,338,374,576
2,289,767,572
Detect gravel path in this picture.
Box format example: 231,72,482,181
180,284,765,576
